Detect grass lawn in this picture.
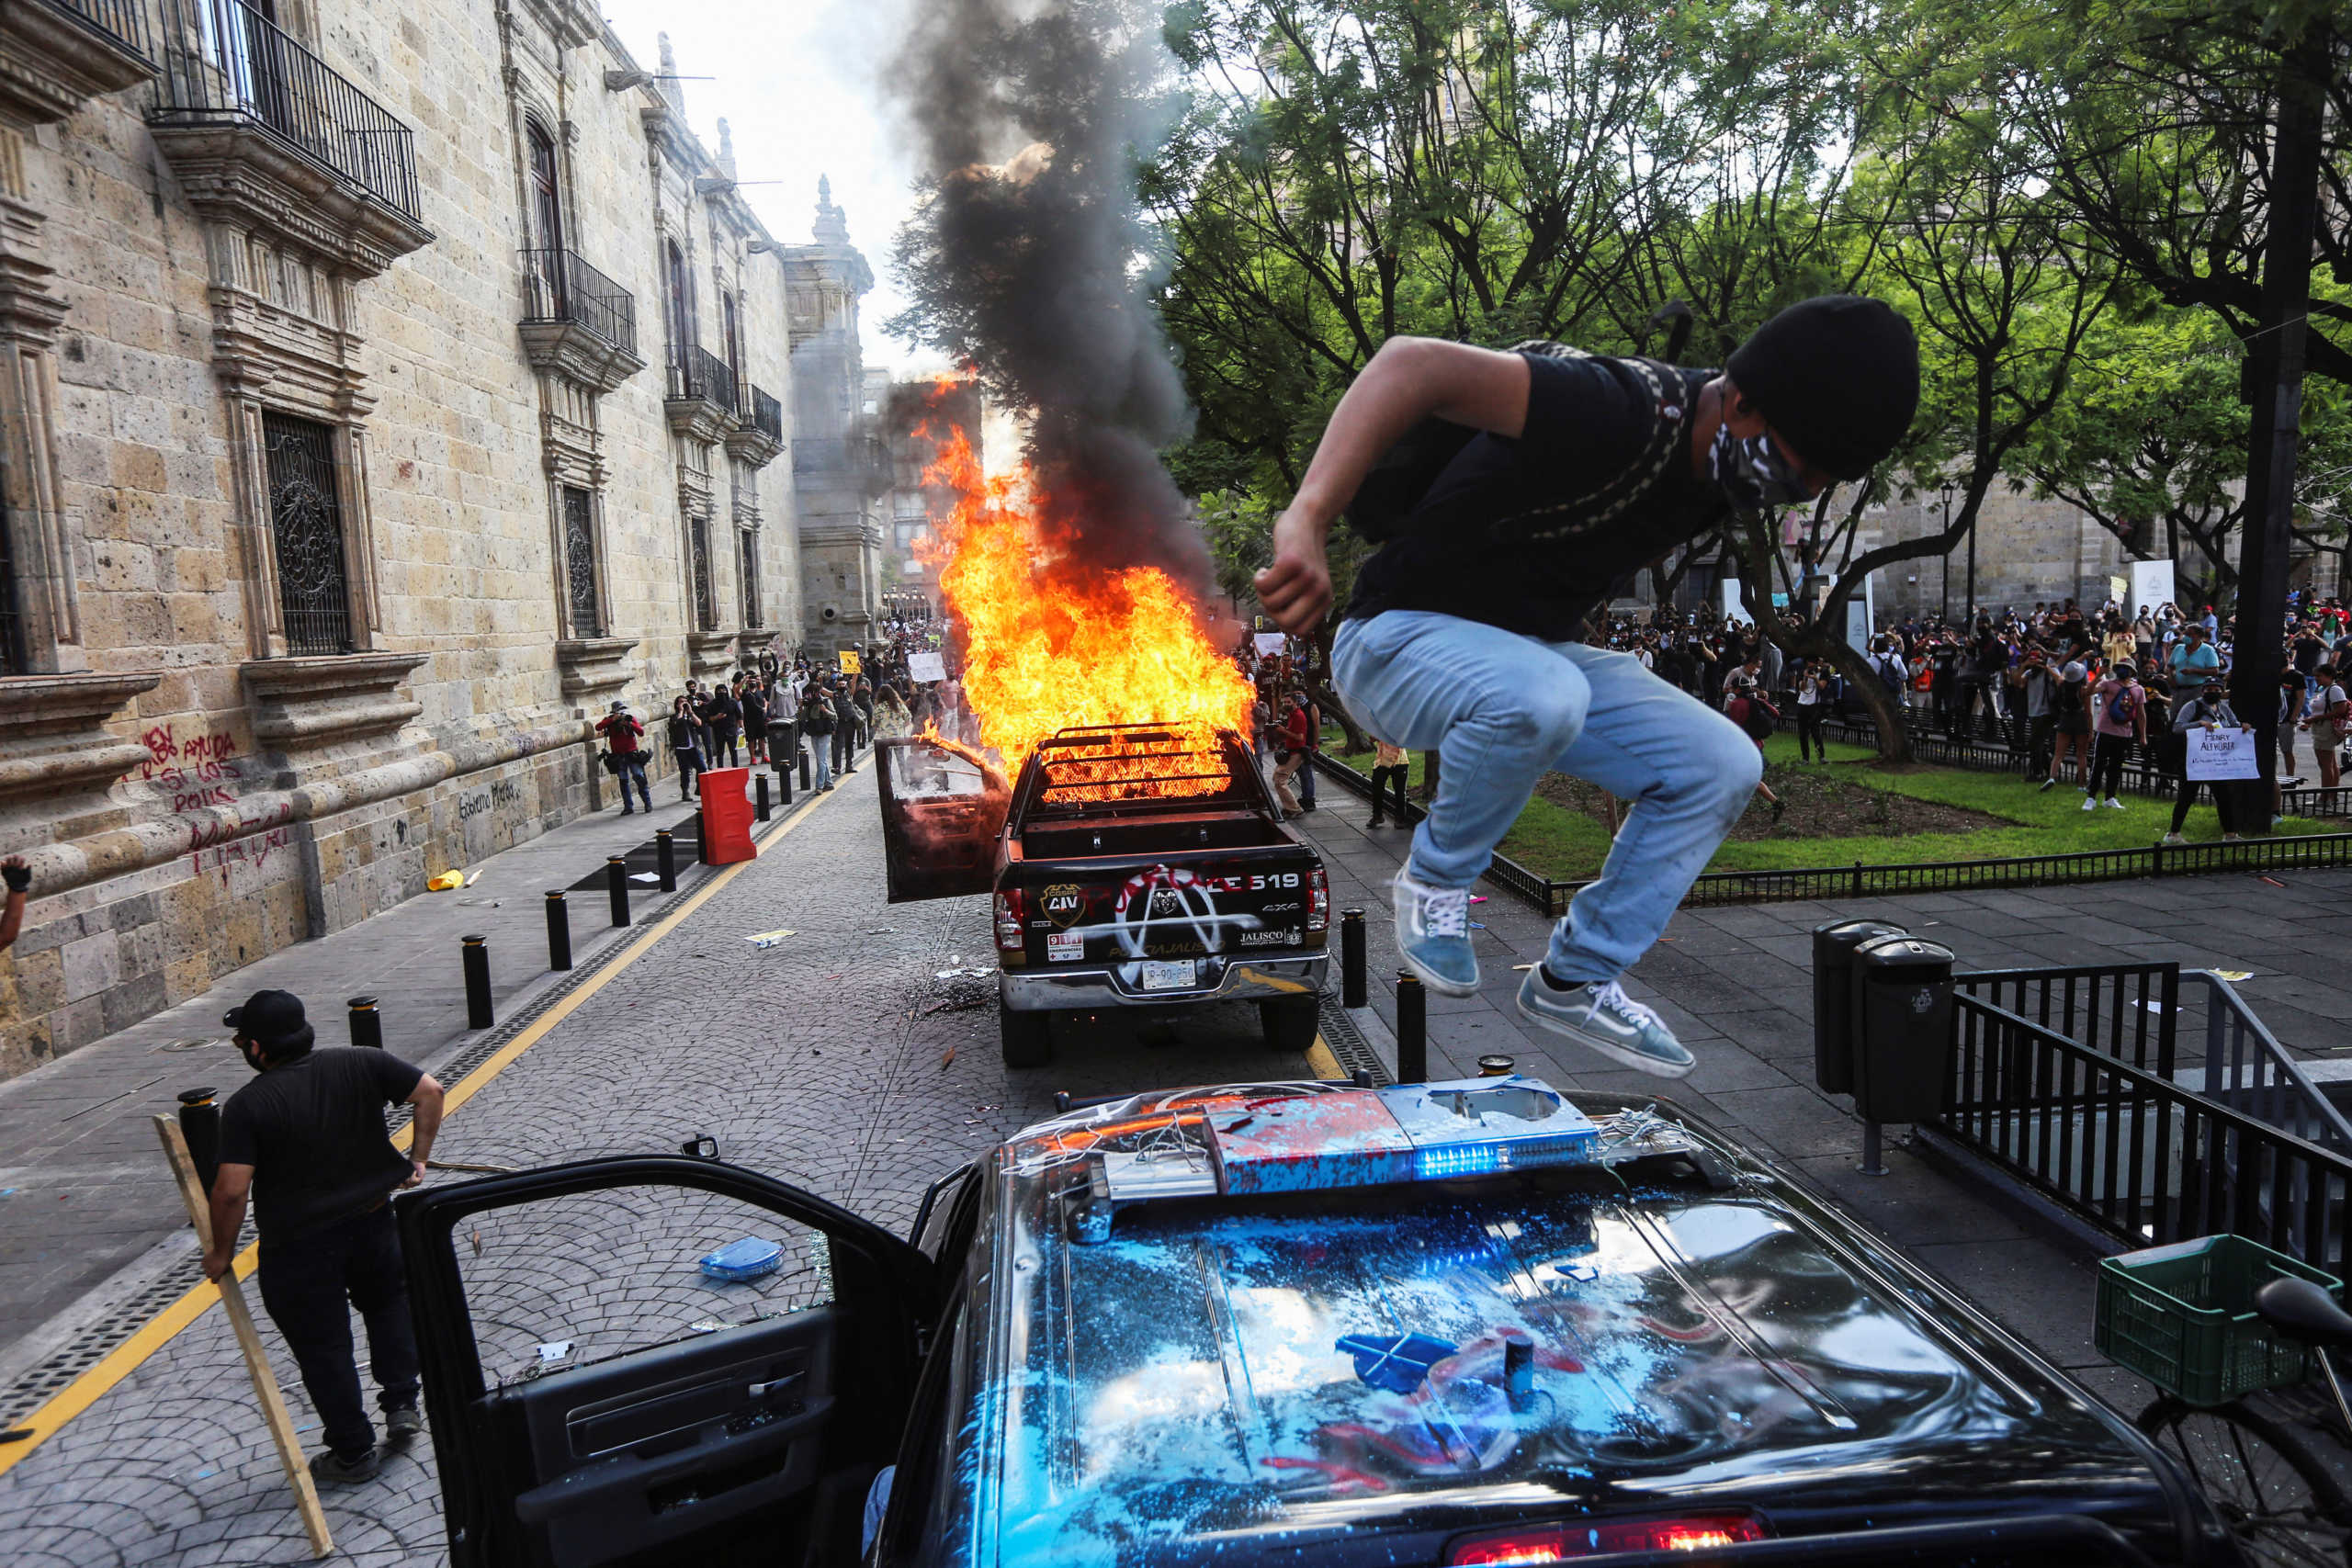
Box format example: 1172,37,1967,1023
1336,737,2334,884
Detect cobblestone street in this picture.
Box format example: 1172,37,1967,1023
6,763,2352,1566
0,778,1318,1568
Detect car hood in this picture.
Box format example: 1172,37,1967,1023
934,1089,2192,1567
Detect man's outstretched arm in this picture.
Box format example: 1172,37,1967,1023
1254,339,1532,634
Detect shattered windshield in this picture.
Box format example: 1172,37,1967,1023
937,1098,2033,1566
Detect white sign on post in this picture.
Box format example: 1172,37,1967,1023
2130,559,2177,616
907,650,947,684
1253,632,1288,657
2185,727,2261,781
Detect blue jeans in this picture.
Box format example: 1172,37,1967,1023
616,756,651,812
1333,610,1760,984
811,734,835,788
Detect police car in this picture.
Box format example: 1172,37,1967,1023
398,1078,2233,1566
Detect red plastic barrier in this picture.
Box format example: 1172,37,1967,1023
697,767,757,864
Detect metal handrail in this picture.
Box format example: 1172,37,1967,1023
1941,994,2352,1277
519,247,637,357
43,0,152,59
153,0,420,220
2188,969,2352,1153
667,344,738,415
745,385,783,442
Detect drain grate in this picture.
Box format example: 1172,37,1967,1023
1317,997,1391,1085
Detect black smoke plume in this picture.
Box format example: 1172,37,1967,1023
885,0,1211,590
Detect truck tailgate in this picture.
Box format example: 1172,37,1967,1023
1008,844,1327,969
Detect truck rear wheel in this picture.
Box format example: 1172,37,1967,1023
1259,996,1319,1055
1000,1006,1053,1069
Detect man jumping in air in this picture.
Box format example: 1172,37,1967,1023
1255,297,1919,1077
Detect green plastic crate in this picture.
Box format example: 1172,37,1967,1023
2095,1235,2344,1407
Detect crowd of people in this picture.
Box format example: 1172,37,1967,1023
1241,590,2351,842
1547,591,2352,840
589,628,961,808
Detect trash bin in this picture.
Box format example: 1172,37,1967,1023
1849,933,1957,1123
1812,919,1907,1096
698,767,758,865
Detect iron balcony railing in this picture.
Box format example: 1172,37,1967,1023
153,0,420,220
43,0,152,60
790,435,888,477
667,344,738,415
520,248,637,358
744,385,783,444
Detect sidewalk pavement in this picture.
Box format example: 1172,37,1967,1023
0,756,838,1391
1284,782,2352,1415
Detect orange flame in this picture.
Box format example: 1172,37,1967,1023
915,407,1254,800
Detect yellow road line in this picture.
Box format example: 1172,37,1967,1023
0,782,844,1477
1306,1035,1343,1080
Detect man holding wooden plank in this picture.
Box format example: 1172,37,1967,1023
202,989,446,1484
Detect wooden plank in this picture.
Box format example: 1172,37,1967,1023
152,1114,334,1560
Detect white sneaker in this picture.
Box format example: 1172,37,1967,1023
2105,797,2126,810
2081,796,2098,813
2161,832,2185,845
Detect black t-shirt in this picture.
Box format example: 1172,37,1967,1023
218,1047,423,1241
1343,353,1722,639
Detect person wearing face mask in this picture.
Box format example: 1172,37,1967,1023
202,989,445,1484
1252,297,1918,1077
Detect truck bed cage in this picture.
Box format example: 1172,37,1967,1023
1022,723,1257,819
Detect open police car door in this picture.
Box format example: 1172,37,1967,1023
398,1157,935,1568
874,736,1009,902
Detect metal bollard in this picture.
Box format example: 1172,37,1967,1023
1340,908,1366,1009
545,890,572,972
461,935,493,1030
1396,971,1427,1084
696,807,710,866
607,856,631,927
799,745,811,793
777,755,793,807
755,771,772,823
347,996,382,1049
656,830,676,892
1477,1054,1516,1077
176,1087,220,1194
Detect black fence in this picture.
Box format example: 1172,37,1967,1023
1677,833,2352,907
154,0,421,220
1959,964,2178,1075
521,247,637,357
1314,751,2352,918
1940,993,2352,1280
48,0,151,58
744,385,783,444
666,344,738,415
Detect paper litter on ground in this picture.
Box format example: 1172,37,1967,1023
2214,969,2254,982
744,929,797,949
630,871,662,884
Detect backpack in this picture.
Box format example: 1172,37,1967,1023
2105,683,2138,728
1342,344,1690,546
1737,695,1779,742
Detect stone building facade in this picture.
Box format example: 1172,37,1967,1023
785,180,885,656
0,0,869,1080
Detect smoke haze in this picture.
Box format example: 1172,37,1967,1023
885,0,1213,590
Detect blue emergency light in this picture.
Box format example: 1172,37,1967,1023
1207,1077,1599,1194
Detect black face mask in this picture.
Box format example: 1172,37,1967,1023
1710,425,1812,514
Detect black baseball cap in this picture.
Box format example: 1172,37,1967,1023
223,988,307,1046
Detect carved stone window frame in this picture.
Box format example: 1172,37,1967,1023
541,419,612,642
226,387,383,661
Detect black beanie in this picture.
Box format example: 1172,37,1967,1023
1725,296,1919,479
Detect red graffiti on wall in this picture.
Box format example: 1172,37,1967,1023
129,724,243,792
190,826,291,884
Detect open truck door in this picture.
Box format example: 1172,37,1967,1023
874,735,1009,903
397,1157,936,1568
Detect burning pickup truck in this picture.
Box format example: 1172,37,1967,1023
876,723,1329,1066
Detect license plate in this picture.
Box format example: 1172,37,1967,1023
1139,959,1197,992
1046,931,1083,963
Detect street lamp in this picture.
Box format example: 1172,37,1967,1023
1939,480,1956,625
